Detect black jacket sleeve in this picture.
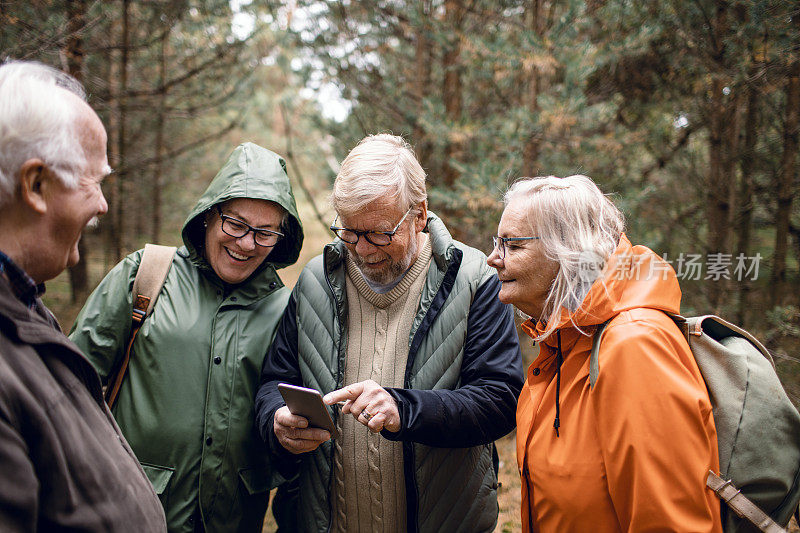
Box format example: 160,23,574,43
382,275,524,447
254,292,304,471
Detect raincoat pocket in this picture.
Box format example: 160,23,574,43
141,462,175,495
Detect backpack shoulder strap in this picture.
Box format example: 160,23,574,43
707,471,788,532
589,312,686,389
680,314,774,366
105,244,176,407
130,244,177,321
589,319,612,389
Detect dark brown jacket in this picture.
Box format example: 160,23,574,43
0,277,166,532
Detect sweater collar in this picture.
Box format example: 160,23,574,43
346,235,432,309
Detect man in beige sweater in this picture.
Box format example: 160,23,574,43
256,134,523,532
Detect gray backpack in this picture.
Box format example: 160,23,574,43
591,314,800,533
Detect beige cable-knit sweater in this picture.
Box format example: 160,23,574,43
330,235,432,533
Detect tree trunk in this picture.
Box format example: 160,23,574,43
706,78,734,309
441,0,464,188
412,1,433,172
105,31,123,265
735,81,758,324
718,89,740,308
64,0,89,303
521,0,542,177
151,26,169,244
705,2,736,312
115,0,130,258
771,61,800,307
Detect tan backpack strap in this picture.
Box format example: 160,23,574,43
706,471,787,533
105,244,176,408
130,244,178,318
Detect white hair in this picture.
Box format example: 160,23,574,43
332,134,427,216
0,60,88,205
504,175,625,340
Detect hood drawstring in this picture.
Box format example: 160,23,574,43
554,330,563,438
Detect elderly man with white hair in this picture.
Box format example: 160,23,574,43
255,134,523,532
0,60,166,531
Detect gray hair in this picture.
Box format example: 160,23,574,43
0,60,88,205
332,134,427,216
504,175,625,340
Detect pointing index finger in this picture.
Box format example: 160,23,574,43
323,383,364,405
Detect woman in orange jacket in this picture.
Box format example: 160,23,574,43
487,175,722,532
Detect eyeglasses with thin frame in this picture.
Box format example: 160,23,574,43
215,205,284,247
330,206,414,246
492,236,540,259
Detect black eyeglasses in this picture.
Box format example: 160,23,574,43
215,205,284,247
492,236,540,259
330,206,413,246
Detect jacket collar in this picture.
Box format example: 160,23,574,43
0,250,44,308
0,277,105,402
0,277,75,352
426,212,457,271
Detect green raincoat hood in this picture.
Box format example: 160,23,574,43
182,143,303,275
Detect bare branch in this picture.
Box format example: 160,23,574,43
639,122,700,185
117,112,244,174
279,102,330,234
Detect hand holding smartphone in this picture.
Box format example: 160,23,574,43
277,383,340,439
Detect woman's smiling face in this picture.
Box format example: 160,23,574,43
204,198,284,284
486,199,559,319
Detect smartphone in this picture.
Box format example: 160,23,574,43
277,383,339,439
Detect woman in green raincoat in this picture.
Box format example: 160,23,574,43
70,143,304,532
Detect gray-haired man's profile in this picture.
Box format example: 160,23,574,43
0,60,166,531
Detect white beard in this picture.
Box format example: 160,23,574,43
353,231,419,285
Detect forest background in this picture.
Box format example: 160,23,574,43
2,1,799,531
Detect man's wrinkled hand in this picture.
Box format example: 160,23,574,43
323,380,401,434
273,405,330,454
